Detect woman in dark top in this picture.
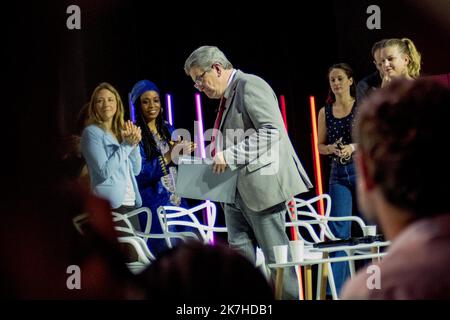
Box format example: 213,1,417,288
317,63,358,295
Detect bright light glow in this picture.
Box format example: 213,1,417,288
166,94,173,126
280,95,288,131
309,96,325,215
195,93,206,159
128,93,135,123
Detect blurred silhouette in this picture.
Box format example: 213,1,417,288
342,79,450,299
138,241,274,301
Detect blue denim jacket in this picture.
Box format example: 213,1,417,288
81,124,142,209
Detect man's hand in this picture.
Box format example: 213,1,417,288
212,151,227,174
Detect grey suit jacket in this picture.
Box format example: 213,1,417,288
220,70,313,211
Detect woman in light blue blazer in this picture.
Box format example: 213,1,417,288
81,82,143,216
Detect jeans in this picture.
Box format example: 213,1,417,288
327,161,357,295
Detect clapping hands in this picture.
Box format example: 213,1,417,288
121,120,142,146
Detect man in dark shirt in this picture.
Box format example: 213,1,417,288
355,40,385,104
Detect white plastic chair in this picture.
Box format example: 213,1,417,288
286,194,387,299
72,210,153,274
157,202,271,279
156,201,228,247
112,207,197,273
289,194,384,268
285,194,339,299
72,212,89,235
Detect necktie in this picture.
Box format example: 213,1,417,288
211,97,226,157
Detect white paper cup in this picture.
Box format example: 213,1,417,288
289,240,304,262
364,225,377,236
273,245,288,264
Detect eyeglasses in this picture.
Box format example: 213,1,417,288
194,67,211,90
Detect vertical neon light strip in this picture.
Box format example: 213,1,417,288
128,93,136,123
194,93,213,242
195,93,207,158
280,95,288,131
166,94,173,126
309,96,325,215
279,95,304,300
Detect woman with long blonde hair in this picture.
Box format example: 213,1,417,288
81,82,143,216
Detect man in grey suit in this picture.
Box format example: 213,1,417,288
184,46,313,299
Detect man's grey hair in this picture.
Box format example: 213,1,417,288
184,46,233,75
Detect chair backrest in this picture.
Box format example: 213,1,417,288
72,212,89,235
112,207,153,236
286,194,336,244
287,194,375,243
157,201,227,246
112,207,165,263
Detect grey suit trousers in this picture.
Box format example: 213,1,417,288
223,191,299,300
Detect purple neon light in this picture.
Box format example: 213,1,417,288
195,93,207,159
194,93,214,243
128,93,136,123
165,94,173,126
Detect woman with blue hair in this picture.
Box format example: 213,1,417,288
130,80,196,255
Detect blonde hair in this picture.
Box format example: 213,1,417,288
383,38,422,78
87,82,125,141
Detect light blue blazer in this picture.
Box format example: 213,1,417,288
81,124,142,209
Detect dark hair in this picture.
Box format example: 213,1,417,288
326,63,356,105
354,79,450,216
138,241,274,301
134,94,171,158
371,39,387,58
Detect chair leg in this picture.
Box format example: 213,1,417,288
304,265,313,300
275,268,284,300
327,262,339,300
371,246,379,263
295,266,304,300
316,264,323,300
319,252,329,300
347,249,356,276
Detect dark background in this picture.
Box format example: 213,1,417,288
6,0,450,200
